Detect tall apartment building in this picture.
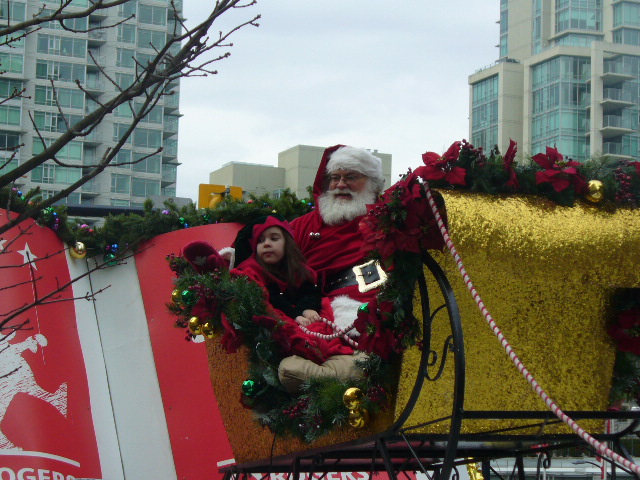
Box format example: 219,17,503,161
469,0,640,162
0,0,181,207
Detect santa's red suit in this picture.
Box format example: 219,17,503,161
290,145,384,334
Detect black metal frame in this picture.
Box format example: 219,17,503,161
220,252,640,480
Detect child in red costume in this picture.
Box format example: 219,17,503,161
231,215,354,370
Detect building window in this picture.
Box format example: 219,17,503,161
114,103,134,118
113,123,132,143
132,177,160,197
531,56,591,160
117,24,136,44
116,73,135,89
136,102,163,124
614,2,640,28
0,1,26,22
34,85,84,109
0,131,20,151
35,60,85,83
1,157,18,172
37,9,87,30
132,153,160,173
34,112,83,133
0,32,24,48
116,48,136,68
137,28,166,49
138,4,167,26
133,128,162,148
471,75,499,151
555,0,602,33
118,0,137,18
0,79,22,98
0,52,23,74
31,164,81,185
111,174,131,194
33,138,83,162
0,105,20,126
37,34,87,58
116,149,132,168
111,199,130,206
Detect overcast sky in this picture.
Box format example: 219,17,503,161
175,1,501,200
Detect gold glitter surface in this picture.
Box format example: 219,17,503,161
208,192,640,459
206,340,394,463
395,192,640,435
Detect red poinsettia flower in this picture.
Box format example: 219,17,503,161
420,141,466,186
532,146,587,194
608,307,640,356
503,139,519,189
353,298,398,360
630,161,640,177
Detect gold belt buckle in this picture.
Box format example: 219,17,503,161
353,259,388,293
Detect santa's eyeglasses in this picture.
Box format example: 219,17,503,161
327,173,365,185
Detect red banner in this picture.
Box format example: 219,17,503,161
0,217,101,479
136,224,241,480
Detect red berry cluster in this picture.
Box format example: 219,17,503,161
615,165,637,206
190,282,215,301
460,139,486,167
367,384,389,410
282,397,309,419
165,253,190,276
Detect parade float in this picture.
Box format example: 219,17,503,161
3,140,639,480
160,141,640,480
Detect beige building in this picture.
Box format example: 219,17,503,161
469,0,640,162
209,145,393,199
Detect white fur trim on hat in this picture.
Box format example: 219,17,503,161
330,295,363,337
218,246,235,269
326,147,383,185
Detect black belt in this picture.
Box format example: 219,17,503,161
325,260,387,293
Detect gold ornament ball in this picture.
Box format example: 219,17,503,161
188,316,202,335
171,289,183,305
348,408,369,429
585,180,605,203
70,242,87,259
201,322,218,339
343,387,364,410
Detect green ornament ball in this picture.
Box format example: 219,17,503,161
242,379,256,397
358,303,370,314
181,289,196,305
103,252,117,266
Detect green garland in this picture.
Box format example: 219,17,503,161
166,257,396,442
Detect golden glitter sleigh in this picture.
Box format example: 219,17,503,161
209,192,640,476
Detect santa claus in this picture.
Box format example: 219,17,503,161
277,145,386,393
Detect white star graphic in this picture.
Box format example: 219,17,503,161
0,239,6,252
17,243,38,270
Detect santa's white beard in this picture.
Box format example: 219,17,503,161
318,186,377,226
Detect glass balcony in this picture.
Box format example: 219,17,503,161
162,168,177,183
84,131,103,144
603,88,623,101
603,142,623,154
163,116,179,135
163,139,178,157
164,92,179,109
